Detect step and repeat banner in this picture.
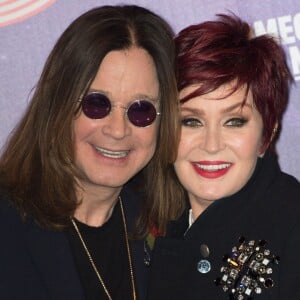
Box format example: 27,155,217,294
1,0,299,179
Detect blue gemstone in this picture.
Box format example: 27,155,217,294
197,259,211,274
232,252,238,258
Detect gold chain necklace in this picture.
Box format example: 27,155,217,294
71,197,136,300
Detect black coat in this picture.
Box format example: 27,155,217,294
0,186,148,300
148,153,300,300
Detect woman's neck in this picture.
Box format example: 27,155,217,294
189,196,214,221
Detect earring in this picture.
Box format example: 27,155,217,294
258,124,278,157
271,125,278,142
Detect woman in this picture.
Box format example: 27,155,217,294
148,14,300,300
0,5,179,300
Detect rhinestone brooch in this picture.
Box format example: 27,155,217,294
215,236,280,299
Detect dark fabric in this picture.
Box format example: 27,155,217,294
0,185,148,300
67,201,133,300
148,153,300,300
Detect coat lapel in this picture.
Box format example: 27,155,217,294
24,220,85,299
121,186,149,300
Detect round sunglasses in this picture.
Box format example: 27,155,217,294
79,92,161,127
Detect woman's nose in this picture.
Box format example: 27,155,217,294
200,126,225,153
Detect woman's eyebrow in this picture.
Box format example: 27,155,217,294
222,102,252,113
181,102,252,114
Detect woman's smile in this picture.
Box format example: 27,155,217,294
191,161,233,179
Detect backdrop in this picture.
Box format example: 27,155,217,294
1,0,299,180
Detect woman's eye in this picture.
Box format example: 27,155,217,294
181,118,202,127
225,118,248,127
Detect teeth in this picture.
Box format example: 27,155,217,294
95,146,129,158
195,163,231,171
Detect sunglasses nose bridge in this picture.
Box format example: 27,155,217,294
111,104,127,111
110,104,130,121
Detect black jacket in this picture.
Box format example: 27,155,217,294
0,186,148,300
148,153,300,300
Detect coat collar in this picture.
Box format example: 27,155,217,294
168,152,281,240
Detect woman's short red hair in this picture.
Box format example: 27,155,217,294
175,14,293,151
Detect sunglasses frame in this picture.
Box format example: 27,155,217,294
78,92,161,127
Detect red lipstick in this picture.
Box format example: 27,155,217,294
191,161,232,179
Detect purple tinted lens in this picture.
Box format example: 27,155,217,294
81,93,111,119
127,100,157,127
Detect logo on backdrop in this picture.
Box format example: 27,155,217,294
0,0,57,27
253,12,300,81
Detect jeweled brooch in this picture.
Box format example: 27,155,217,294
215,236,280,299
